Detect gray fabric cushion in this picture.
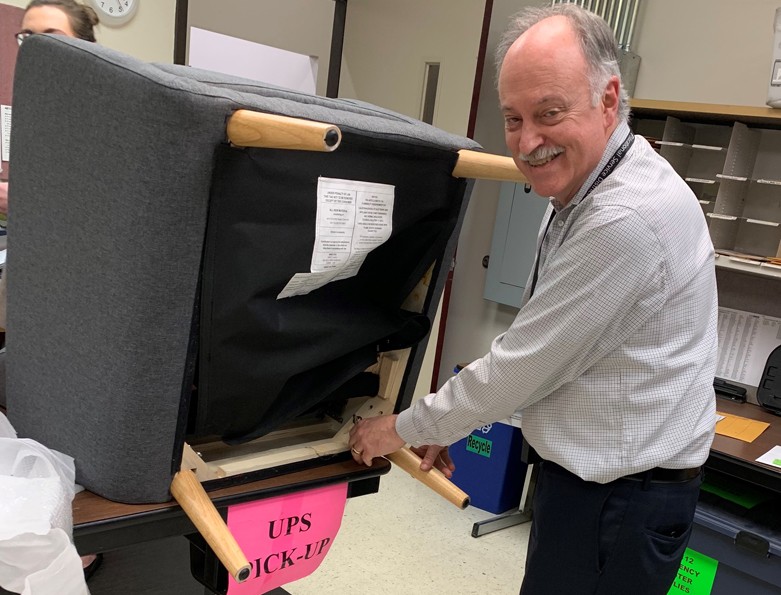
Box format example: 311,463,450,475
6,35,480,503
150,62,481,152
7,36,227,503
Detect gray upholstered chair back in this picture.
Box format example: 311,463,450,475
6,35,478,503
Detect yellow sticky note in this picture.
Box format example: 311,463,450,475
715,412,770,443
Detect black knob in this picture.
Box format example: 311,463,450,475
325,129,340,147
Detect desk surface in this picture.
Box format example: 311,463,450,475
74,457,391,554
709,399,781,492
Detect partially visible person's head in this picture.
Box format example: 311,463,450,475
19,0,99,43
496,5,627,205
496,4,629,123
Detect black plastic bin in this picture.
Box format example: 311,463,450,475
685,478,781,594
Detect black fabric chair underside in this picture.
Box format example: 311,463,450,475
194,133,466,444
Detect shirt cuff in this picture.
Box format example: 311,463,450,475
395,406,427,447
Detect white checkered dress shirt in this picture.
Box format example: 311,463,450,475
396,121,718,483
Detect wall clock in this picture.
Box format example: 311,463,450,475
88,0,139,27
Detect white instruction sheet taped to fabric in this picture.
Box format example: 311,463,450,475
716,306,781,386
1,105,11,164
278,177,395,299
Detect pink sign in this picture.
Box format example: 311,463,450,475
226,483,348,594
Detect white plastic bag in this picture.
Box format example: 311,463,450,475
0,412,89,595
0,410,13,440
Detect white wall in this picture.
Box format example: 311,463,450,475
433,0,530,388
187,0,484,136
187,0,335,96
632,0,779,105
339,0,484,136
2,0,177,62
435,0,781,388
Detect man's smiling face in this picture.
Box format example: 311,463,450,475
498,15,618,205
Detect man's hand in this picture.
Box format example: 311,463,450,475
348,416,455,477
410,445,456,479
348,414,405,466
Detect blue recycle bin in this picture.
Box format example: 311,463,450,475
449,421,527,514
447,363,527,514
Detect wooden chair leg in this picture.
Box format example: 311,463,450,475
170,468,252,583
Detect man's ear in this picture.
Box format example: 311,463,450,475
601,75,620,127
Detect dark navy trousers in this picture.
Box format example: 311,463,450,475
520,460,702,595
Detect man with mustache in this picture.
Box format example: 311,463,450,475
350,4,717,593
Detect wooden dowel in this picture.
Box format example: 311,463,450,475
170,469,252,583
386,447,470,510
453,149,528,183
227,110,529,184
227,109,342,152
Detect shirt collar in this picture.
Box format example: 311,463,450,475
550,120,631,212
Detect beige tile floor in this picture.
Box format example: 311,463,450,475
286,465,530,595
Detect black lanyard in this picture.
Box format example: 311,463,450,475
528,131,635,296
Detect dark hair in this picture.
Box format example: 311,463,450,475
25,0,100,42
495,4,629,123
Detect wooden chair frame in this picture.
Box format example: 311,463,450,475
171,110,528,582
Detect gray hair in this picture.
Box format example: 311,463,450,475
495,4,629,123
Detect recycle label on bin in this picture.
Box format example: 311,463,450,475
466,434,493,458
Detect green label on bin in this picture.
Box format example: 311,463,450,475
666,548,718,595
466,434,492,458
